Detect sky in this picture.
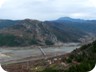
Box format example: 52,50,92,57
0,0,96,20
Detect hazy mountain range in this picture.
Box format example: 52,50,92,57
0,17,96,46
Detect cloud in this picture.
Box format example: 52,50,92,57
0,0,6,8
70,13,87,18
0,0,96,20
85,0,96,7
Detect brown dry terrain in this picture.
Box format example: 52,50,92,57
2,41,96,72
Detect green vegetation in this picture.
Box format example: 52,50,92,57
42,68,63,72
45,40,54,45
0,34,23,46
0,34,39,46
64,58,95,72
42,41,96,72
29,39,39,45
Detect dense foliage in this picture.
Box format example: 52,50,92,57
45,40,54,45
0,34,23,46
0,34,39,46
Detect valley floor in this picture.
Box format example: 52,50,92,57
1,41,96,72
0,43,80,64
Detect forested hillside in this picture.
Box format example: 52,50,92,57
0,18,96,47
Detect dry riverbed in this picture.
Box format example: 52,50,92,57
0,43,80,64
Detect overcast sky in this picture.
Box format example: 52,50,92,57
0,0,96,20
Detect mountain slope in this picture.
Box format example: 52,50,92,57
42,41,96,72
0,19,58,46
54,17,96,34
0,18,96,46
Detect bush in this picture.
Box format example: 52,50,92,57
29,39,38,45
45,40,54,45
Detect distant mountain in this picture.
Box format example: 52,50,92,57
0,19,18,29
57,17,84,22
54,17,96,34
0,18,96,47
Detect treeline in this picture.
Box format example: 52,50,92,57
0,34,54,47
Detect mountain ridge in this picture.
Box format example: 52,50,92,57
0,17,96,47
